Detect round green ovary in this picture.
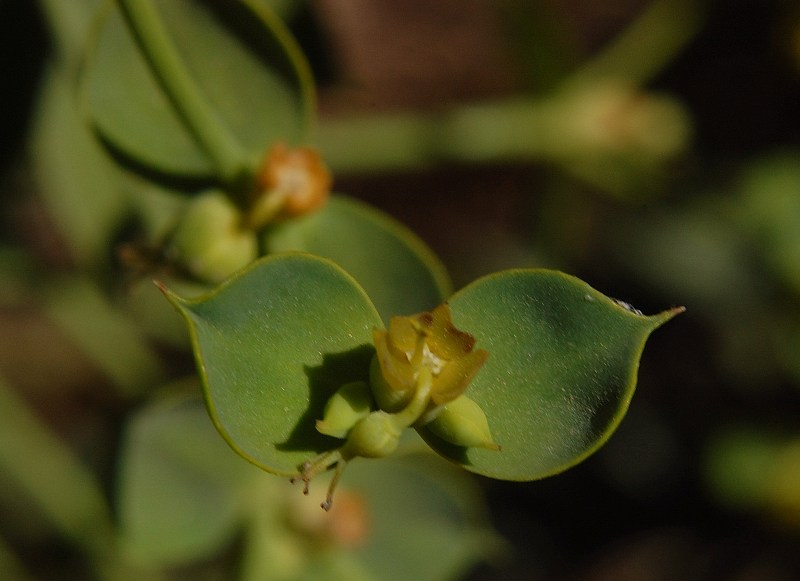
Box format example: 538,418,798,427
343,412,401,459
315,381,373,439
426,395,499,451
167,192,257,283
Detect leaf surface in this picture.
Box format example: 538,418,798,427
82,0,313,178
164,253,382,475
419,269,682,480
117,391,255,566
263,196,451,322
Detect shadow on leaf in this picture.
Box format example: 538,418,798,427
417,427,470,465
275,344,376,454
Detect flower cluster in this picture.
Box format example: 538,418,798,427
296,304,499,510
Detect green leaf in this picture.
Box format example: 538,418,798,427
263,196,452,322
117,388,259,566
735,152,800,294
163,253,382,475
120,392,498,576
82,0,314,179
345,452,501,581
44,276,165,397
29,64,127,267
420,269,682,480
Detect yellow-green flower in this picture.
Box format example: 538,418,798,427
300,304,494,510
371,304,488,413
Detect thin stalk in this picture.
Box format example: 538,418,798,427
0,376,114,555
315,0,704,176
43,276,165,398
116,0,249,187
562,0,706,87
392,369,433,428
0,376,160,581
315,98,556,175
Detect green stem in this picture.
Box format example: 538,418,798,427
0,535,33,581
0,376,114,555
392,369,433,428
570,0,706,86
116,0,249,188
0,376,160,581
315,0,704,176
43,276,165,398
315,98,557,174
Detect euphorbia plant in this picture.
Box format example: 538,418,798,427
161,253,682,509
0,0,705,578
82,0,450,324
80,0,683,516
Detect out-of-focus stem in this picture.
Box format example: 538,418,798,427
570,0,706,86
0,376,114,555
315,98,557,174
0,376,161,581
315,0,704,176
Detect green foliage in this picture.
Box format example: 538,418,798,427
118,387,249,566
1,0,701,578
29,65,126,268
163,255,680,486
163,253,382,475
118,390,498,579
426,270,682,479
705,427,800,523
263,195,452,320
735,153,800,294
82,0,314,180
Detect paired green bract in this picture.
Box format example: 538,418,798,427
164,253,681,481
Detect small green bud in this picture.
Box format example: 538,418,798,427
343,411,401,459
426,395,500,451
167,191,258,284
316,381,373,439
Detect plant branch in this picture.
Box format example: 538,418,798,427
315,0,704,176
570,0,707,86
315,98,557,174
116,0,249,187
0,375,163,581
0,376,112,554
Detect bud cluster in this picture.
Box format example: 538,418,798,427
164,142,331,284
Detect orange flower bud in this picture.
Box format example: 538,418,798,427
250,142,332,227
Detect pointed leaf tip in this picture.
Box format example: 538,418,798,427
646,304,686,330
153,279,189,311
422,269,683,481
165,253,382,475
